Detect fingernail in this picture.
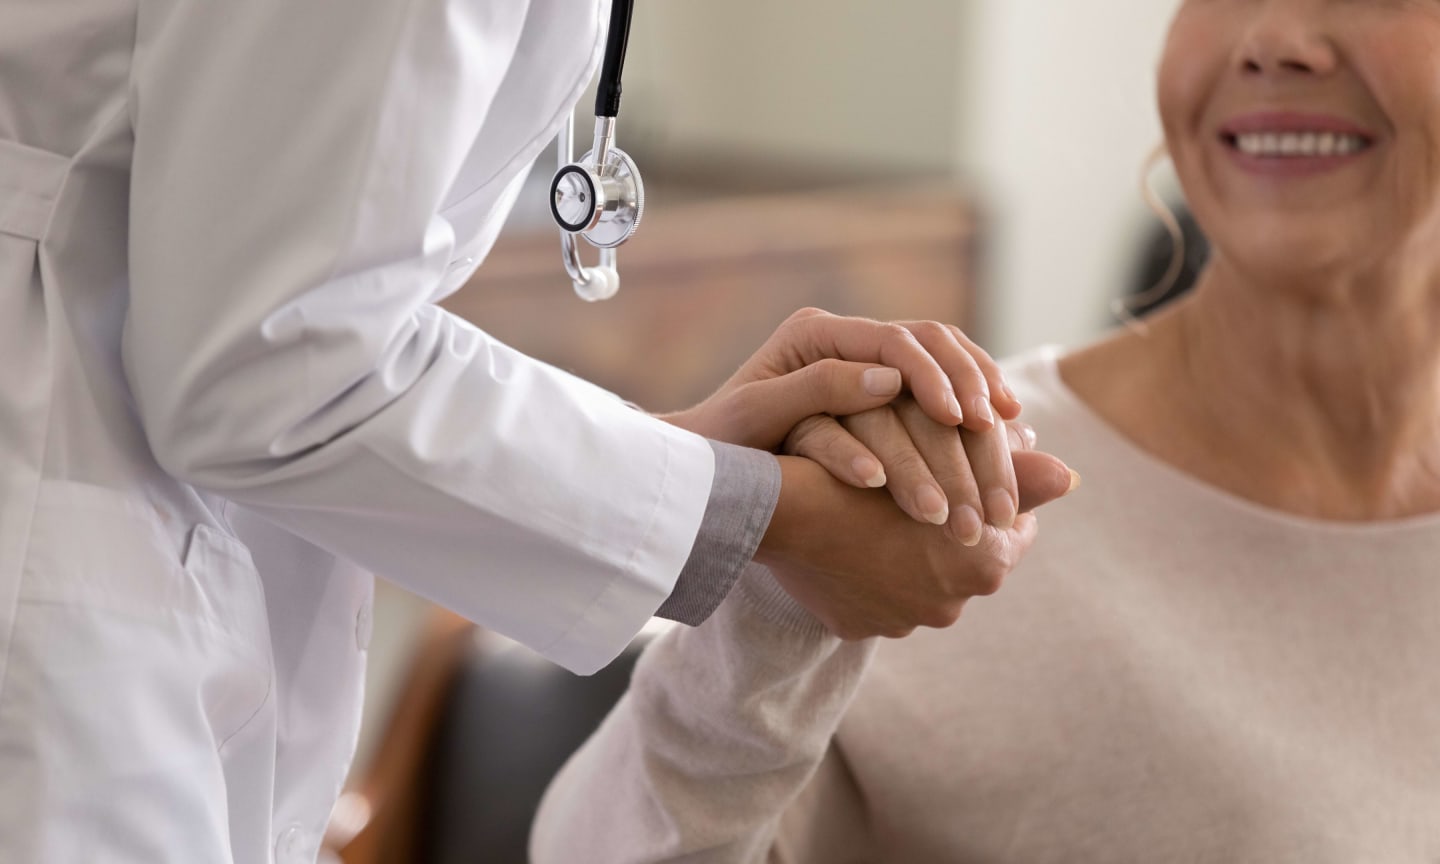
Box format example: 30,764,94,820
1002,382,1020,405
1019,423,1038,449
984,488,1016,530
945,391,963,422
916,485,949,525
863,367,902,396
1067,469,1082,494
971,396,995,427
853,456,887,488
956,505,984,547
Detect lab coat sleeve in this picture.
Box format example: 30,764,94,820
123,0,715,675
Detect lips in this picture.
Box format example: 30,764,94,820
1216,111,1378,175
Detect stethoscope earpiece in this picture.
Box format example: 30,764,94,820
573,264,620,303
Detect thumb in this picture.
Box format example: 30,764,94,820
1014,450,1080,513
729,361,903,449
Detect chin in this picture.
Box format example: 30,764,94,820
1206,214,1368,289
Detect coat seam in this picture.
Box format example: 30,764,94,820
0,251,60,709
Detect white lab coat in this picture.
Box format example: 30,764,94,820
0,0,715,861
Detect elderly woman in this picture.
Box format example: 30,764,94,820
531,2,1440,861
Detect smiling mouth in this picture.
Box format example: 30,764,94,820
1221,131,1374,158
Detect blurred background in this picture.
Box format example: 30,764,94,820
330,1,1199,860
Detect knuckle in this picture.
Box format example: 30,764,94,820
919,606,957,629
844,404,899,434
929,458,975,487
909,320,953,345
930,602,966,629
809,356,846,384
782,414,833,455
878,322,918,348
885,623,917,639
971,560,1010,596
894,395,930,423
946,324,987,356
787,306,830,325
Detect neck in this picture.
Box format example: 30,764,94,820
1077,257,1440,520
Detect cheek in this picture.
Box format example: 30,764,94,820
1155,27,1223,235
1364,31,1440,237
1155,9,1226,158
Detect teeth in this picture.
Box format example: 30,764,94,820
1234,131,1368,157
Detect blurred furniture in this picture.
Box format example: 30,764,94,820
324,608,651,864
322,608,476,863
446,184,977,412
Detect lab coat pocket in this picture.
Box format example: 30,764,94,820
0,485,275,859
10,483,273,759
181,521,274,747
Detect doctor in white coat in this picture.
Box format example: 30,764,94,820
0,0,1075,860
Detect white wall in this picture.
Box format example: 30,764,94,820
957,0,1182,355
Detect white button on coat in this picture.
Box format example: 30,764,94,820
0,0,716,860
356,603,374,652
274,826,308,863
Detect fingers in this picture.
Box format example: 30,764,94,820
772,310,964,428
958,414,1018,534
887,397,1015,538
759,455,1051,642
898,321,998,433
722,359,906,450
844,405,962,528
945,324,1023,421
883,399,986,542
759,309,1017,431
783,415,888,489
1006,420,1038,452
1013,450,1080,513
1002,420,1080,512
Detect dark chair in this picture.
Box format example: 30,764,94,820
324,607,653,864
416,634,647,863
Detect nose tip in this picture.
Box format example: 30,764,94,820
1237,6,1338,77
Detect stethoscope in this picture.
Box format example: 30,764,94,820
549,0,641,302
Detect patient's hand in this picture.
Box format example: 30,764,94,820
757,455,1046,639
787,396,1077,544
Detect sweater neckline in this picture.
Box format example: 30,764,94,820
1020,344,1440,539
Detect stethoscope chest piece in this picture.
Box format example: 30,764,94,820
550,143,645,249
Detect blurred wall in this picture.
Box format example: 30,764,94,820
957,0,1182,354
622,0,966,176
621,0,1183,353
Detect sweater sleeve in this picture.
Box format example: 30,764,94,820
530,565,879,863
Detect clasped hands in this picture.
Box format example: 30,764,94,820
663,308,1078,640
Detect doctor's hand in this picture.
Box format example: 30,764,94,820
659,308,1021,481
756,455,1046,640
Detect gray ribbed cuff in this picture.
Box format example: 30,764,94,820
655,440,781,626
733,564,832,639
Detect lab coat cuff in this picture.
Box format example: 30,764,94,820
543,423,716,675
655,441,780,627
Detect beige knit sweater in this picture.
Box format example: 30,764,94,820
532,348,1440,864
